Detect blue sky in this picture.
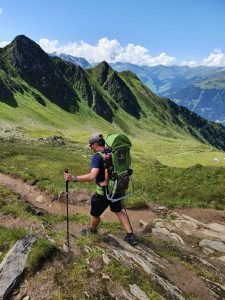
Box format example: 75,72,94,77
1,0,225,66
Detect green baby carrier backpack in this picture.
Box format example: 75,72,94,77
102,133,134,202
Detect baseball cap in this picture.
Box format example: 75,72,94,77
88,133,104,146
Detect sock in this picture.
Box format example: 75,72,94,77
127,232,134,236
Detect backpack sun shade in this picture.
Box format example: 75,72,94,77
101,133,134,202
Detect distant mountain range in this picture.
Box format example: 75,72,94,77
111,63,225,125
50,53,92,69
1,35,225,152
52,53,225,124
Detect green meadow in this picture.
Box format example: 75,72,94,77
1,105,225,210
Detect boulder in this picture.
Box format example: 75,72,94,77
0,236,35,300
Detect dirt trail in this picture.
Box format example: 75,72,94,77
0,173,156,229
0,172,224,227
0,172,89,215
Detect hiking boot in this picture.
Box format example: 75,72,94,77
81,228,98,236
124,233,138,246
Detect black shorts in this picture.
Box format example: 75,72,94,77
90,193,122,217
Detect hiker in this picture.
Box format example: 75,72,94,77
64,133,137,245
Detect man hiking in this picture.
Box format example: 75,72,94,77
64,133,137,245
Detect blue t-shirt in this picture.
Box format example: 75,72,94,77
91,149,111,185
91,152,105,185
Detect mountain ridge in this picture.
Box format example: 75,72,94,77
50,52,225,123
1,35,225,152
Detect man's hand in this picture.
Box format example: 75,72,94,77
64,171,73,182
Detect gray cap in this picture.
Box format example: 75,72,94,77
88,133,104,146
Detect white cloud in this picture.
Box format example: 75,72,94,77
181,60,198,67
0,8,3,14
38,37,176,67
202,48,225,67
39,38,59,53
0,41,10,48
3,36,225,68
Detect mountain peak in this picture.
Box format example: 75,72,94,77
99,60,110,67
92,61,113,85
3,35,79,112
8,35,42,51
5,35,46,67
6,33,51,69
13,34,33,42
94,60,111,73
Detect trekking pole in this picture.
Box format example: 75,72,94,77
122,203,134,233
64,168,70,251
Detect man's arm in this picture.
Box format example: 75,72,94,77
64,168,99,182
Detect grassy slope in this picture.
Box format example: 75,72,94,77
1,62,225,208
1,81,225,167
1,88,225,208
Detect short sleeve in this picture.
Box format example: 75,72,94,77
91,153,102,169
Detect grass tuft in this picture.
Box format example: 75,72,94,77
0,225,27,261
26,238,59,275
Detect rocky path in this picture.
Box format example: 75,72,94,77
1,172,225,299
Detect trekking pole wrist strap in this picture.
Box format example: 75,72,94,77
72,175,77,183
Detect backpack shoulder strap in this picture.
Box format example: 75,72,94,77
97,151,105,160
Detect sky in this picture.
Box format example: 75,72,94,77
0,0,225,67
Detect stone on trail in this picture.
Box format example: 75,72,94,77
129,284,150,300
208,223,225,233
0,236,35,300
36,195,44,203
169,212,182,219
102,253,110,265
199,239,225,253
168,232,185,245
139,219,149,231
155,206,168,215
